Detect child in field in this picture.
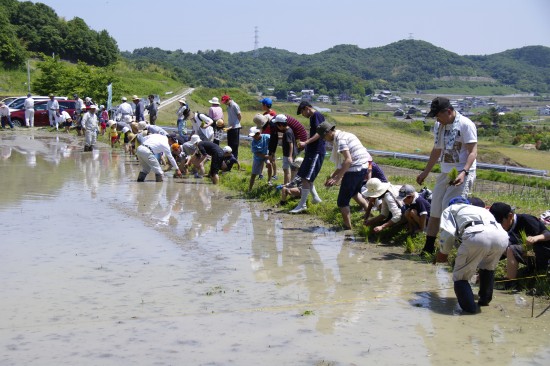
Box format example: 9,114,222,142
99,105,109,136
221,146,240,172
108,121,120,148
249,126,271,191
399,184,431,234
274,114,298,185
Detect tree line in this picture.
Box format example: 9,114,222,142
123,41,550,98
0,0,119,69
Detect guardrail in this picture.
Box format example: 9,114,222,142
369,149,548,177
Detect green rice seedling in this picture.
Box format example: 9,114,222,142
447,167,458,185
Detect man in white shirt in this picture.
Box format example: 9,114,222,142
56,108,73,133
135,133,181,182
435,196,507,314
82,105,99,151
0,102,14,130
417,97,478,256
46,94,59,127
116,97,133,123
24,93,34,127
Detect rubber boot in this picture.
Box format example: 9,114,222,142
83,145,90,152
311,184,322,204
137,172,147,182
454,280,477,314
421,236,436,255
290,188,309,214
155,174,163,182
477,269,495,306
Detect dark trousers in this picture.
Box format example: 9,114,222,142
1,116,14,129
227,128,241,159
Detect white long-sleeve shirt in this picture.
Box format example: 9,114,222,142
82,111,98,131
142,134,178,168
24,97,34,110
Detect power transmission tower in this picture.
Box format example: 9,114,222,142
254,26,259,57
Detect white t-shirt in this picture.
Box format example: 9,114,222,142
55,111,71,123
433,112,477,173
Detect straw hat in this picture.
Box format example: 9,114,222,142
252,113,270,128
363,178,391,198
216,119,225,128
130,122,139,133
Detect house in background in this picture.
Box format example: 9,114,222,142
301,89,315,101
317,95,330,103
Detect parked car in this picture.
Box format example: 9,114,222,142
7,95,68,112
10,100,77,127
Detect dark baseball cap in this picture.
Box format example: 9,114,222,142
297,101,312,115
316,121,335,138
426,97,451,118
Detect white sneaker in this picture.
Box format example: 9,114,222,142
289,205,307,214
312,196,322,204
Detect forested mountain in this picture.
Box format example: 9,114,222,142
0,0,119,68
123,40,550,97
1,0,548,97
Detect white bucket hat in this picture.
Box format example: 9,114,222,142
208,97,220,105
190,135,201,144
363,178,391,198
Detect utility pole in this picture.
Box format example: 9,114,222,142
27,60,31,93
254,26,259,58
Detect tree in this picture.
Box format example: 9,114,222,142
0,10,27,68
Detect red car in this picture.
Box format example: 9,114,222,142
10,100,78,127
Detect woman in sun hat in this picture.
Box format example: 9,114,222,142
208,96,223,121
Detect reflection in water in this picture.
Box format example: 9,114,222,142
1,133,549,365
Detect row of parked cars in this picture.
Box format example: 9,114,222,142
1,95,77,127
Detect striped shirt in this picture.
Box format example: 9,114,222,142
334,130,371,172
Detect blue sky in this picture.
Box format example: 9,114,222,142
33,0,550,56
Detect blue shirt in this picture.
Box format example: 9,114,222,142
251,134,270,161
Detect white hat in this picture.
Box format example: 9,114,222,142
85,97,91,102
362,178,391,198
273,114,287,124
208,97,220,104
100,105,105,109
138,121,148,130
248,126,261,137
88,104,97,109
107,120,116,128
132,95,139,100
121,126,130,134
190,135,201,144
121,97,127,101
223,146,232,153
178,98,186,104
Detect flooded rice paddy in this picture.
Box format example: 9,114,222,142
0,131,549,365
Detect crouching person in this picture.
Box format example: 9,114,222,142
136,133,181,182
435,197,508,314
362,178,403,233
399,184,431,234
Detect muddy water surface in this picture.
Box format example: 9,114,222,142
1,131,549,365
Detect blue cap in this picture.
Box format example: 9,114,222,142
448,196,470,206
260,97,272,107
